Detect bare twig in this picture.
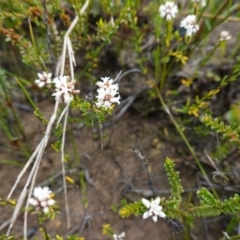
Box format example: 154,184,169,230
114,68,142,83
59,0,89,77
23,141,46,239
61,102,70,228
132,141,156,196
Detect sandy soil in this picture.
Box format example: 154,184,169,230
0,95,227,240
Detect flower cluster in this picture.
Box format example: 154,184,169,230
35,72,52,88
192,0,206,7
96,77,120,109
159,1,178,21
113,232,125,240
180,15,199,36
29,186,55,213
35,72,80,104
52,76,80,104
142,197,166,222
219,30,232,42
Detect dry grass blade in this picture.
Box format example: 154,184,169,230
6,139,45,236
6,143,41,200
5,100,60,238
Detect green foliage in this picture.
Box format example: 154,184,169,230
102,223,117,238
66,235,85,240
119,199,146,218
211,142,232,159
37,209,58,224
40,230,84,240
197,187,218,206
0,198,16,207
71,96,113,126
196,188,240,216
0,235,19,240
119,158,240,228
220,194,240,213
201,114,240,144
110,204,117,213
164,158,183,202
40,228,51,240
17,79,47,124
0,70,31,156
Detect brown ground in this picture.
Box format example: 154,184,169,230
0,93,228,240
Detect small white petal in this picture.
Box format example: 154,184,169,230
43,206,50,213
157,211,166,218
142,198,150,208
143,211,150,219
33,186,43,198
39,82,45,88
40,201,47,207
29,198,38,206
152,215,158,222
37,73,43,79
96,100,103,108
155,206,163,212
42,186,50,192
104,101,112,108
47,199,55,206
112,96,120,103
153,197,160,206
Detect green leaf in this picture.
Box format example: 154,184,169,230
164,158,183,202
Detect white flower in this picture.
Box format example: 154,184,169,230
32,186,52,201
113,232,125,240
180,15,199,36
96,88,120,109
192,0,206,7
29,186,56,213
52,76,80,103
96,77,120,109
96,77,118,90
142,197,166,222
219,31,232,42
159,1,178,21
35,72,52,88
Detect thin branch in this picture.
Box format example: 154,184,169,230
60,0,89,77
133,141,156,196
23,141,45,239
6,143,41,199
61,102,71,228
